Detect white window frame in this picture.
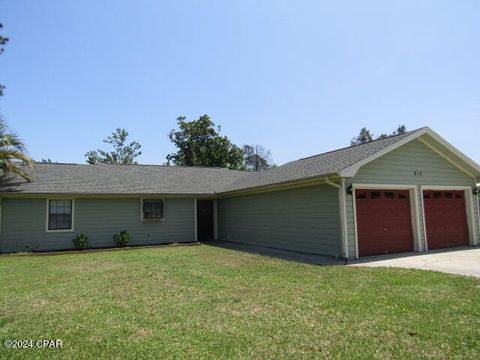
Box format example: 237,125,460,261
45,198,75,233
141,198,165,221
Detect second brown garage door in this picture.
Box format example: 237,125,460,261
423,190,469,249
356,189,414,256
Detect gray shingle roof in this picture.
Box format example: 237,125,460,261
220,128,424,193
0,164,254,195
0,128,424,195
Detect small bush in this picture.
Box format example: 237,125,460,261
113,230,129,248
73,234,89,250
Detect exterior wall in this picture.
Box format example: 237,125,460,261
0,197,195,253
218,184,342,257
346,139,479,258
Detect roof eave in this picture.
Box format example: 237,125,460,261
0,192,217,198
338,128,429,178
217,173,340,197
339,127,480,179
419,128,480,177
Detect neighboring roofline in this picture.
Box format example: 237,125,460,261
339,127,480,178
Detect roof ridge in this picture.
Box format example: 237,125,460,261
33,162,252,173
33,162,79,165
291,127,425,163
33,127,426,173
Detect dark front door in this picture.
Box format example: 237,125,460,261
197,200,214,241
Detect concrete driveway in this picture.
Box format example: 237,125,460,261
350,247,480,278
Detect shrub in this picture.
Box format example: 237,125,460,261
73,234,89,250
113,230,129,248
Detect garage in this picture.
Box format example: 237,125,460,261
423,190,469,249
355,189,414,256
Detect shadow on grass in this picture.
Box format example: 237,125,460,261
202,239,343,266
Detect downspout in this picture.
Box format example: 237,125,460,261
325,177,349,262
213,199,218,240
194,197,198,242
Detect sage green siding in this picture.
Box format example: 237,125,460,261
0,198,195,253
218,184,342,257
346,139,479,258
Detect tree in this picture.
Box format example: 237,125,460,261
0,23,9,96
40,158,54,163
166,115,243,169
393,125,407,135
243,144,273,171
85,128,142,164
0,118,34,181
0,25,34,181
350,127,374,146
351,125,407,145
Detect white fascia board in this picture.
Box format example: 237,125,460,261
339,128,428,178
339,127,480,178
422,127,480,175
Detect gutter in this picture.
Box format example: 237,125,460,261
324,177,340,189
217,175,333,198
325,177,349,262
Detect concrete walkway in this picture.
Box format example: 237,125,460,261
349,247,480,278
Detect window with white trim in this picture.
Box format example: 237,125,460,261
48,200,73,230
142,199,164,220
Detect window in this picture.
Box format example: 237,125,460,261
370,191,381,199
356,192,367,199
398,192,408,199
385,191,395,199
47,199,73,231
142,199,164,220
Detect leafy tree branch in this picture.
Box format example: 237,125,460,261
85,128,142,164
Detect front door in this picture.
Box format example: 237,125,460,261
197,200,214,241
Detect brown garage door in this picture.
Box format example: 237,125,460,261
356,189,414,257
423,190,469,249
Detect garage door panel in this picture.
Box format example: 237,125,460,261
423,190,469,249
356,189,414,257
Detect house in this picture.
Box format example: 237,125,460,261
0,126,479,259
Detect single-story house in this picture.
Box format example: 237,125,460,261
1,126,479,259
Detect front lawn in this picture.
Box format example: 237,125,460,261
0,245,479,359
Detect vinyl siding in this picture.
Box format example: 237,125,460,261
346,139,479,258
0,198,195,253
217,184,342,257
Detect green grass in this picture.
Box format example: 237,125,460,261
0,245,479,359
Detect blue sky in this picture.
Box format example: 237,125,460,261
1,0,479,165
